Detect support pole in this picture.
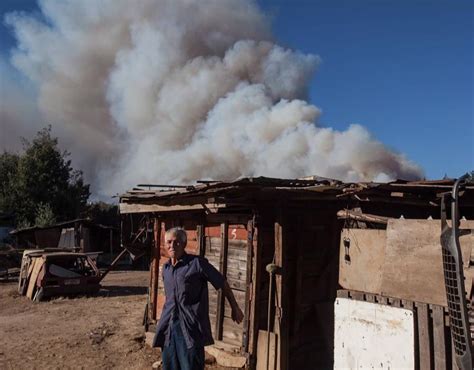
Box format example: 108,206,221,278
216,222,228,339
98,248,128,283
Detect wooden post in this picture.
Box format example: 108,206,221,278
416,302,432,370
82,227,90,253
433,305,447,370
244,218,258,358
451,337,458,370
351,291,364,301
197,224,206,257
275,212,289,370
365,293,375,303
149,218,161,322
109,229,113,264
216,222,228,340
401,300,419,369
79,224,84,252
294,217,303,344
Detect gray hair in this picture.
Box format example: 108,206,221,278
165,227,187,245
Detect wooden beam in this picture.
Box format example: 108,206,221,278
433,305,447,370
149,219,161,321
294,226,304,345
109,229,113,264
197,224,206,257
216,222,229,340
337,209,389,224
353,195,439,207
119,203,226,214
206,213,252,225
247,219,261,366
416,302,432,370
275,212,289,370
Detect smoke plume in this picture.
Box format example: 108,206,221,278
0,57,40,152
4,0,422,196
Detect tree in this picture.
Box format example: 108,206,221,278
0,152,20,216
34,202,56,227
83,201,119,227
0,127,90,227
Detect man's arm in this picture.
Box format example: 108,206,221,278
222,280,244,324
199,257,244,324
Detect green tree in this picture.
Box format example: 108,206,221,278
0,126,90,227
83,201,119,227
34,202,56,227
0,152,20,215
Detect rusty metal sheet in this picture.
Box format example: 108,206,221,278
380,219,473,306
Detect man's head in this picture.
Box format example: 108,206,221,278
165,227,187,260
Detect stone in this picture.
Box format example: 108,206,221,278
204,352,216,365
145,332,155,347
205,346,246,368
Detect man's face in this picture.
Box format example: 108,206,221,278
166,232,185,259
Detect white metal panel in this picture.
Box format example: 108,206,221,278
334,298,414,369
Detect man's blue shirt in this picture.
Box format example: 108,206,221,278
152,253,225,349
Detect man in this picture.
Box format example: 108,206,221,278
153,227,244,370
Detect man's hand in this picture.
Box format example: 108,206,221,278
222,280,244,324
231,305,244,324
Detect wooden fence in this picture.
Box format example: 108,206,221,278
337,289,459,370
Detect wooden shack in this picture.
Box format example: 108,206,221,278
119,177,474,369
10,219,119,263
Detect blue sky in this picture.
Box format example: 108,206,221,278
0,0,38,50
1,0,472,180
259,0,473,179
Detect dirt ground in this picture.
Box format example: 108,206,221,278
0,270,231,369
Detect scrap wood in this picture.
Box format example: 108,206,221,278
26,258,44,299
337,209,390,225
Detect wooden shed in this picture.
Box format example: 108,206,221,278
10,219,120,263
119,177,474,369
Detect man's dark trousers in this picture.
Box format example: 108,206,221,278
162,320,204,370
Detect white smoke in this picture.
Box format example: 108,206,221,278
0,56,41,152
5,0,422,195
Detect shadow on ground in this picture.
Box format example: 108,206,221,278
98,285,148,297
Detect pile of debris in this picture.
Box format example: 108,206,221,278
0,245,21,281
18,249,102,301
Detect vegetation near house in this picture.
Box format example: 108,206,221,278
34,202,56,227
82,201,119,228
0,126,90,227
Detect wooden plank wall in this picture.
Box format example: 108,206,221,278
205,224,248,347
250,223,275,360
338,290,457,370
275,214,290,370
35,228,61,248
155,222,167,320
285,210,341,370
149,219,160,321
